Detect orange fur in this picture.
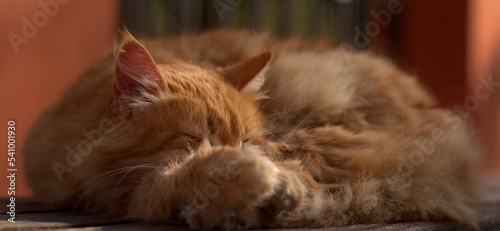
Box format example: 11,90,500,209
24,30,479,229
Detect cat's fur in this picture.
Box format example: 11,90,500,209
24,30,479,229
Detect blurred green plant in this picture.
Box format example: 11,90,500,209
121,0,367,44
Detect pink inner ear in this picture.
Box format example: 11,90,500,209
114,42,165,111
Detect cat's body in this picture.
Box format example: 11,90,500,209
24,30,478,229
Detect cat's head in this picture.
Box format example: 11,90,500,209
112,30,270,151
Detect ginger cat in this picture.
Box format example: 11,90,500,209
24,30,478,229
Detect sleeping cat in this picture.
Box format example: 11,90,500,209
24,29,478,229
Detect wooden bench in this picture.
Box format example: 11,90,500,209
2,173,499,230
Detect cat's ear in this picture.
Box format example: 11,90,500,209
219,51,272,93
113,29,165,115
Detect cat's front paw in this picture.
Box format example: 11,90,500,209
258,169,304,219
178,146,303,230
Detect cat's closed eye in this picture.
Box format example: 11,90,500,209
182,133,202,144
241,138,253,147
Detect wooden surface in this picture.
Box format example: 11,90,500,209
1,174,499,231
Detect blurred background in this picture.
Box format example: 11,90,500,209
1,0,499,197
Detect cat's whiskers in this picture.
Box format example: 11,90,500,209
111,164,155,192
290,110,314,131
259,87,284,109
262,104,311,134
263,104,309,121
70,164,161,211
67,167,137,197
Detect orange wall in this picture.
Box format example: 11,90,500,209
468,0,500,171
396,0,500,170
0,0,119,197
